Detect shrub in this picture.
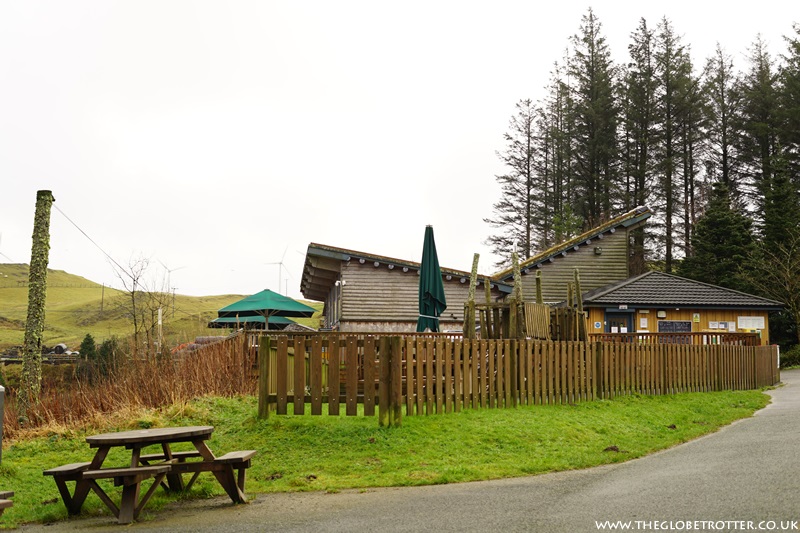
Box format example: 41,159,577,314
780,345,800,369
79,333,97,360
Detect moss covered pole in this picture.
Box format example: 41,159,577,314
20,190,55,421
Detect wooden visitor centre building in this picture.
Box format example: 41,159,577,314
300,243,511,332
299,205,783,345
580,271,783,345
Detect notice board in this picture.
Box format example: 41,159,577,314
657,320,692,333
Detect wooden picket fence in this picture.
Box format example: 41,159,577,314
257,334,780,425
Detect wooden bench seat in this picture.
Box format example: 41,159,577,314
0,496,13,517
139,450,202,463
214,450,257,465
168,450,257,503
82,465,171,486
0,491,14,499
82,465,171,524
43,462,91,480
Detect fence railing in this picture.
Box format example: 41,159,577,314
258,334,780,426
589,332,761,346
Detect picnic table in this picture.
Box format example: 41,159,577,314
44,426,256,524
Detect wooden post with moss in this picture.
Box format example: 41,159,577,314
535,270,543,304
20,190,55,422
483,274,492,338
463,253,479,339
574,269,586,341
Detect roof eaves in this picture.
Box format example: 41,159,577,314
493,206,652,280
306,243,513,293
583,271,785,309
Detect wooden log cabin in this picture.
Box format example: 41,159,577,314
493,206,652,303
579,271,784,345
300,243,512,332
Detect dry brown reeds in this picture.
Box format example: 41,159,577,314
2,333,257,441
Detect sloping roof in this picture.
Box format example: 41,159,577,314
580,271,784,310
301,243,512,302
494,206,652,280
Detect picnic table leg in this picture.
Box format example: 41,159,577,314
52,478,88,515
213,466,247,503
135,472,167,519
160,444,185,491
67,447,111,514
118,483,139,524
191,440,247,503
85,479,120,518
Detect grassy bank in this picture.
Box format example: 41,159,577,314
0,388,770,528
0,264,323,352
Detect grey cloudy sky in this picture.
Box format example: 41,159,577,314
1,1,795,300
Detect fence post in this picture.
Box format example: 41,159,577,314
390,336,403,426
378,336,402,427
379,337,389,427
258,336,271,419
594,342,602,400
510,339,518,407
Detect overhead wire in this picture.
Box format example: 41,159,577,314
52,204,133,281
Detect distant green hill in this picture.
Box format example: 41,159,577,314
0,264,322,352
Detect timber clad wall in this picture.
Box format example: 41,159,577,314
587,308,772,345
258,334,780,420
522,230,630,303
339,262,487,329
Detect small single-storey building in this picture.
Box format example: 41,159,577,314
493,206,652,303
301,243,511,332
579,271,784,345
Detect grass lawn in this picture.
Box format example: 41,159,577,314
0,388,770,528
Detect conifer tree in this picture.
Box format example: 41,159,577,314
703,44,743,199
535,57,576,245
621,18,659,273
569,8,620,227
777,24,800,181
652,17,694,272
677,182,754,292
735,35,781,219
485,99,538,265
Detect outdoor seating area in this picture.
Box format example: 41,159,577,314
43,426,256,524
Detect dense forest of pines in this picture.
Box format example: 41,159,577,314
485,9,800,347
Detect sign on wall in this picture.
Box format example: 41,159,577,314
657,320,692,333
738,316,765,330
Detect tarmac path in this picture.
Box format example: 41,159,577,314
20,369,800,533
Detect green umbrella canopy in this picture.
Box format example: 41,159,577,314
217,289,316,319
417,225,447,332
208,315,294,330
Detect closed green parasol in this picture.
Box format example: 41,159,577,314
416,225,447,332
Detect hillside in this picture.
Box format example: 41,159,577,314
0,264,323,352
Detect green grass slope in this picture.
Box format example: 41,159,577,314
0,264,322,352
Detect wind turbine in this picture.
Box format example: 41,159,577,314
265,246,288,295
158,260,186,317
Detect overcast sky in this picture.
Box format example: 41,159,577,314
1,1,796,300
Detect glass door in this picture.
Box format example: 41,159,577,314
606,313,632,333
